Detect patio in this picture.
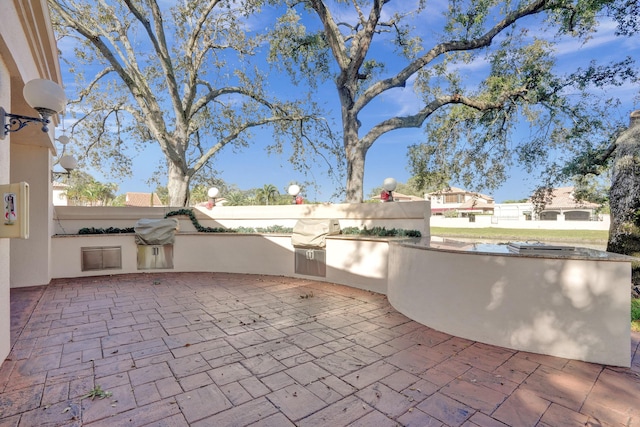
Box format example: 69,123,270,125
1,273,639,426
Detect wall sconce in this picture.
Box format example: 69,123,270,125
51,154,78,180
1,79,67,140
207,187,219,209
382,177,397,202
51,128,78,180
288,184,301,204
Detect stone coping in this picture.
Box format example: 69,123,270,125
400,236,635,262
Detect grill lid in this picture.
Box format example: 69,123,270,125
134,218,179,245
291,219,340,248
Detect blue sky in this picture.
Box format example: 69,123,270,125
54,2,639,203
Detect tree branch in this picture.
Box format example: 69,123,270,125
355,0,549,113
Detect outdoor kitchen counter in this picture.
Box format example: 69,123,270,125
386,237,633,367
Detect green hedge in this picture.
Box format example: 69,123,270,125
77,209,421,238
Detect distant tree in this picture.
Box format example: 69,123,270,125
154,186,169,206
608,114,640,268
502,199,530,204
224,191,250,206
49,0,334,207
65,171,118,206
111,194,126,206
541,111,639,286
269,0,637,202
189,185,209,205
256,184,279,205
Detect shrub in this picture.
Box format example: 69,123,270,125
341,226,421,238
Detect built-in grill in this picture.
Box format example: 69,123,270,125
134,218,178,270
291,219,340,277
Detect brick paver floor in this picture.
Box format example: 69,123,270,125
1,272,639,426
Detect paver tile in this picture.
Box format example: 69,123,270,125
0,384,44,418
285,362,330,385
19,400,81,427
175,383,232,423
241,354,286,377
3,273,640,427
209,362,253,386
247,412,296,427
416,391,474,427
396,407,444,427
219,380,253,405
356,381,415,418
440,377,507,413
193,396,278,427
266,383,326,421
81,383,137,424
491,388,550,427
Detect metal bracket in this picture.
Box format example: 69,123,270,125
1,106,50,140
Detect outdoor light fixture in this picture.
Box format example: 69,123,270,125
51,126,78,181
1,79,67,140
51,154,78,180
288,184,301,204
382,177,397,202
207,187,219,209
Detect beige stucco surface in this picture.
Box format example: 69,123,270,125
50,233,391,295
53,201,431,236
1,0,63,361
387,242,631,367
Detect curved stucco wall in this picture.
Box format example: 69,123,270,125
51,234,390,295
387,242,631,367
50,233,632,366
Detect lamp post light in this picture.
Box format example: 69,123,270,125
382,177,397,202
288,184,301,204
51,126,78,181
207,187,219,209
1,79,67,139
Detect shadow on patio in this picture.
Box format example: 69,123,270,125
2,272,639,426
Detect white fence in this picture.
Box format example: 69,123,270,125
430,214,610,231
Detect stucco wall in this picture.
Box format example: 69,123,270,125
53,201,431,236
0,57,11,364
10,143,52,287
387,242,631,367
50,234,392,295
0,0,64,361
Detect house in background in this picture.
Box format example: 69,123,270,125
427,187,495,217
52,181,69,206
126,192,163,207
537,186,602,221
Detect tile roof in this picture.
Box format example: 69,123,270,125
125,192,163,207
541,187,600,209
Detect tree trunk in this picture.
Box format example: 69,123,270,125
167,161,190,207
340,78,366,203
344,138,366,203
607,110,640,289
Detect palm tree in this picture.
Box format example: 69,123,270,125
256,184,279,206
224,192,249,206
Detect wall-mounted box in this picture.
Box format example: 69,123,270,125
0,182,29,239
81,246,122,271
295,248,326,277
137,245,173,270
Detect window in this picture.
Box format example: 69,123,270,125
445,194,462,203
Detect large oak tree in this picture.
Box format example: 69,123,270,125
268,0,637,202
49,0,334,206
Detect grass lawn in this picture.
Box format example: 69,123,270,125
430,227,608,243
633,300,640,332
